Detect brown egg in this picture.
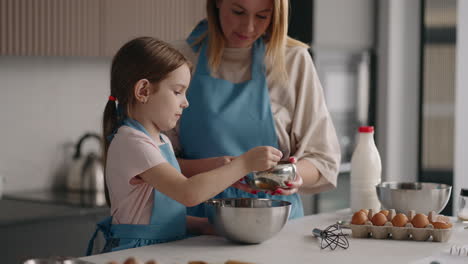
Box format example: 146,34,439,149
371,212,388,226
412,213,430,228
359,209,369,215
430,215,451,223
378,210,389,217
351,211,368,225
391,213,409,227
432,221,453,229
123,257,140,264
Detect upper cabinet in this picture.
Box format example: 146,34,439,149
0,0,206,56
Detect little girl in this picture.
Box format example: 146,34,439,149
86,37,282,254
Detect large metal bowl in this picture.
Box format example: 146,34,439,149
23,258,93,264
376,182,452,214
205,198,291,244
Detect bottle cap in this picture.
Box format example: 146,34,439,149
359,126,374,133
461,188,468,197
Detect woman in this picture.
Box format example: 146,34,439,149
167,0,341,219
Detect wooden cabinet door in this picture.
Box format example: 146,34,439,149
0,0,101,56
100,0,205,56
0,0,205,56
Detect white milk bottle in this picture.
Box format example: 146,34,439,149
350,126,382,212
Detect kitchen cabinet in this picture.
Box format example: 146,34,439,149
0,200,108,264
0,0,205,56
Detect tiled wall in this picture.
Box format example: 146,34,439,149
0,56,110,192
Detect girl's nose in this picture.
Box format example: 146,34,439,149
181,97,189,108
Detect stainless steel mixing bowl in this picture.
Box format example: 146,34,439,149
205,198,291,244
23,258,93,264
376,182,452,214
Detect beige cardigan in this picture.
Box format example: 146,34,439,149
166,40,341,194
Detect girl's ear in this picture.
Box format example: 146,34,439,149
134,79,150,104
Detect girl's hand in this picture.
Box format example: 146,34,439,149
241,146,282,172
231,179,256,193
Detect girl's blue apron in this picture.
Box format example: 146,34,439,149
86,118,186,255
179,20,304,219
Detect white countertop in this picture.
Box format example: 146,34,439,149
81,209,468,264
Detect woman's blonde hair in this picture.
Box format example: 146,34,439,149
199,0,308,83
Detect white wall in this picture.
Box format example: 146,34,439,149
376,0,421,182
0,57,110,192
314,0,374,50
454,1,468,215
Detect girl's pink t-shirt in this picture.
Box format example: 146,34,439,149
106,126,172,225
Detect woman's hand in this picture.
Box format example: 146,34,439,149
232,156,302,196
231,174,303,196
274,172,303,195
271,156,303,195
231,146,281,194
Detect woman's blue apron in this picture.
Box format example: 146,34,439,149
179,20,304,219
86,118,186,255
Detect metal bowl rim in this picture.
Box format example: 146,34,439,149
376,181,452,191
205,197,292,207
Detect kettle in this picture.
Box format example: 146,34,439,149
66,133,105,194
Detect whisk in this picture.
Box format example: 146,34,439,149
312,224,349,250
450,245,468,256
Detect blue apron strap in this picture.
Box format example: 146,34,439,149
251,39,266,78
194,43,211,75
187,19,208,52
86,216,113,256
122,118,152,138
86,228,99,256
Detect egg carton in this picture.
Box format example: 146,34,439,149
349,209,453,242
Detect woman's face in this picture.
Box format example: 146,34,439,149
216,0,273,48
